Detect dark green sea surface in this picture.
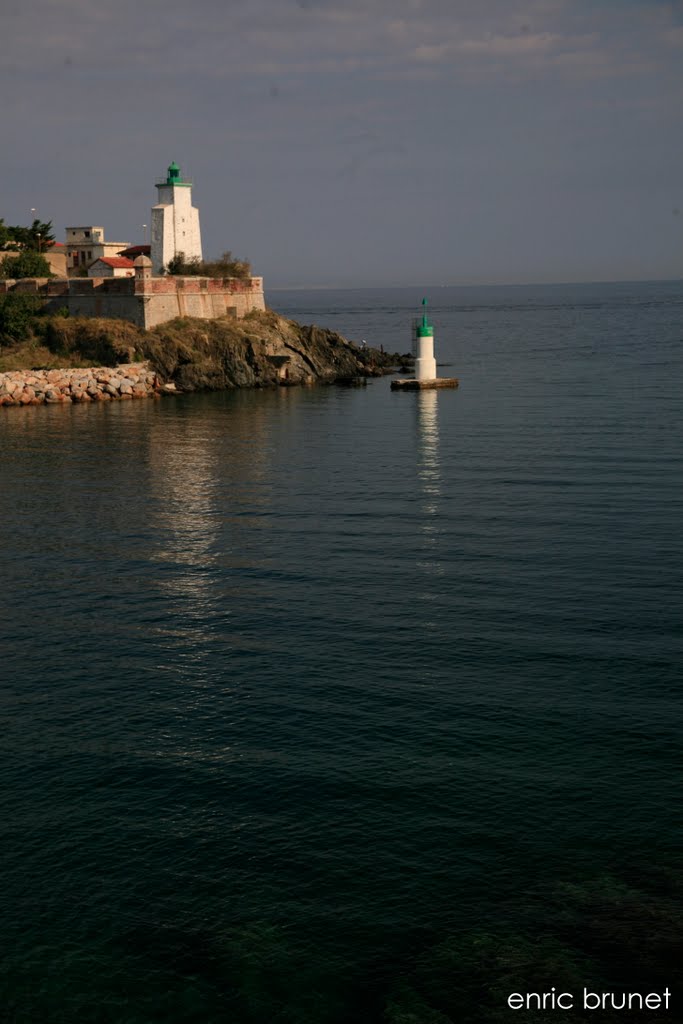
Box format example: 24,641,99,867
1,282,681,1022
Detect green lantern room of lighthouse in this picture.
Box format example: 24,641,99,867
164,161,192,186
416,297,434,337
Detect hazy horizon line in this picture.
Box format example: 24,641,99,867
266,276,682,292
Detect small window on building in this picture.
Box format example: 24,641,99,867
87,251,92,259
85,231,90,238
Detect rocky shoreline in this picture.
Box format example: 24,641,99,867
0,364,160,406
0,311,411,408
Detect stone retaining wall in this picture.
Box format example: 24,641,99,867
0,274,266,329
0,363,161,406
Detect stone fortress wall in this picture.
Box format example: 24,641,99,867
0,272,266,329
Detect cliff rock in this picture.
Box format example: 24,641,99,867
141,310,396,391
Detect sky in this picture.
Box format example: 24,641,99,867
1,0,682,287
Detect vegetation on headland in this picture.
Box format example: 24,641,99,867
0,294,46,345
0,250,54,280
0,217,55,252
166,250,252,278
0,216,56,280
0,312,142,372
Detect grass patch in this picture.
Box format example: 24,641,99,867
0,343,99,372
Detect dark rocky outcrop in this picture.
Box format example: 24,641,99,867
140,310,407,391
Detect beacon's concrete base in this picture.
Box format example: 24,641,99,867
390,377,459,390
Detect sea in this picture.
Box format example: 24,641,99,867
1,281,681,1023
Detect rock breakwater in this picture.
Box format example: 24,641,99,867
0,363,160,406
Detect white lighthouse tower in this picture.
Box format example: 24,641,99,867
414,297,437,380
150,161,202,275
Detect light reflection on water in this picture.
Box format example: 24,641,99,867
417,389,441,520
0,282,681,1021
416,392,446,619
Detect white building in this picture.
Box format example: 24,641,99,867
150,162,202,275
88,256,135,278
65,226,130,273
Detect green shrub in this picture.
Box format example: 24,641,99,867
0,293,42,343
166,250,252,278
0,250,53,280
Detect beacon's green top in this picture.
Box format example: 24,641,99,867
416,296,434,337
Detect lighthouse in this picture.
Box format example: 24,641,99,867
414,297,437,380
391,297,459,390
150,161,203,275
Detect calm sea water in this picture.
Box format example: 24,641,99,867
1,282,681,1021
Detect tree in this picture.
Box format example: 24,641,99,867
214,251,252,278
0,293,42,344
30,218,55,250
166,252,203,275
11,218,55,251
0,218,55,251
0,250,53,279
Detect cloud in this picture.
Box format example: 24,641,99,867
1,0,681,285
1,0,681,86
662,23,683,47
457,31,561,56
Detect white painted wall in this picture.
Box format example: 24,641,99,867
415,333,437,380
88,259,134,278
150,184,203,275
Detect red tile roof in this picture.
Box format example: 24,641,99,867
117,244,151,258
96,257,135,268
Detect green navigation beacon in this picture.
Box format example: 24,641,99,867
391,296,459,388
413,296,437,380
416,296,434,338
